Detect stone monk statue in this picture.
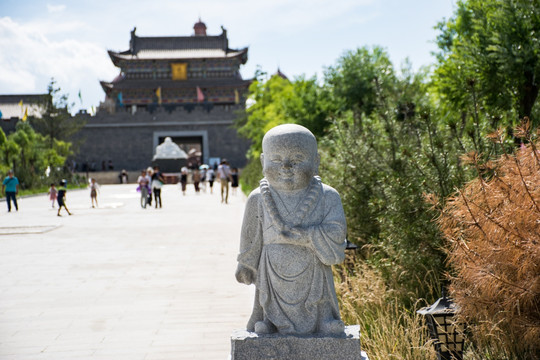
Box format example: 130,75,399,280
235,124,347,336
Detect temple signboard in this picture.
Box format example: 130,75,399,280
171,63,187,80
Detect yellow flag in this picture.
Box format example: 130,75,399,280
18,100,23,107
156,87,162,104
234,89,240,104
22,107,28,122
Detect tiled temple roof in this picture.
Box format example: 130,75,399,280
0,94,45,104
132,34,226,51
108,26,248,65
109,48,247,61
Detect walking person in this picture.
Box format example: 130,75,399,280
146,167,153,206
193,169,201,193
89,178,100,208
200,168,207,193
48,183,57,208
119,169,128,184
151,166,165,208
57,180,72,216
217,160,232,204
137,170,150,208
180,167,188,195
2,170,19,212
231,167,239,196
207,168,215,194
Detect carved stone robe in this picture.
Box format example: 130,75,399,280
237,176,347,334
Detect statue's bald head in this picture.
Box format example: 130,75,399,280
261,124,319,191
262,124,318,155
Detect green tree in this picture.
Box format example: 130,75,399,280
237,74,292,161
283,76,331,138
235,74,291,191
2,122,71,189
0,128,19,174
236,72,330,192
31,79,85,149
433,0,540,128
324,46,396,126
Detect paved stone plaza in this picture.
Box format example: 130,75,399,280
0,184,253,359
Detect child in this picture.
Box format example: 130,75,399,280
146,167,153,206
48,183,57,208
235,124,347,335
89,178,99,208
57,180,72,216
137,170,150,208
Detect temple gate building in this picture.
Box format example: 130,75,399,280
73,19,252,172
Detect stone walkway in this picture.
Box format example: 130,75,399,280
0,184,254,359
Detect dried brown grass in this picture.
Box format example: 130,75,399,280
438,123,540,359
335,259,438,360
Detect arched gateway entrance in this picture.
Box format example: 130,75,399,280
153,130,209,168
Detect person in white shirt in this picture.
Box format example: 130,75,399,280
89,178,100,208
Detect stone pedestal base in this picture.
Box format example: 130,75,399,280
231,325,368,360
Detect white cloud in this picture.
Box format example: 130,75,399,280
0,16,117,110
47,4,66,13
1,0,439,111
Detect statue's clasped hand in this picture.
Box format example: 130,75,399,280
235,264,256,285
279,225,310,246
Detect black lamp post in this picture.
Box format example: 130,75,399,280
345,239,358,252
417,290,465,360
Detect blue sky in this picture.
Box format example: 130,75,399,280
0,0,456,113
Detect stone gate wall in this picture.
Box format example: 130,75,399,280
71,104,250,172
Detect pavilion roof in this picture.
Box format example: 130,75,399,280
109,48,247,62
133,33,227,51
108,27,248,66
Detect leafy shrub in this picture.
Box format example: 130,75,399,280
239,157,262,195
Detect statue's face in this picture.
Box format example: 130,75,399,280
262,137,317,191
